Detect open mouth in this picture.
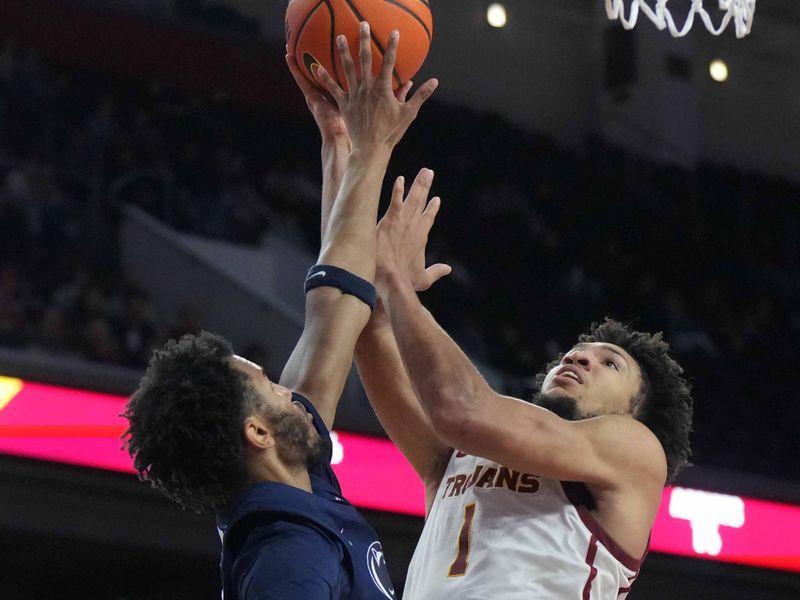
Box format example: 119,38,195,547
554,367,583,384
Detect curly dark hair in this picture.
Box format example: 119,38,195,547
533,318,693,484
122,331,260,513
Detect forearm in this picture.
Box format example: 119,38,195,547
318,146,392,280
355,320,451,484
381,275,493,439
282,147,391,424
320,137,350,238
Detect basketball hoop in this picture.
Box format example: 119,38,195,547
605,0,757,38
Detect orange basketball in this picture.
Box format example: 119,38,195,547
286,0,433,92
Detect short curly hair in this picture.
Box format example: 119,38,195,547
122,331,259,513
534,318,693,484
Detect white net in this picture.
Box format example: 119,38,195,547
605,0,757,38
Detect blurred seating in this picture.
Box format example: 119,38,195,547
1,34,797,483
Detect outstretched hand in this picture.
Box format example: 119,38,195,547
286,51,416,144
376,168,451,296
286,52,350,143
313,22,438,152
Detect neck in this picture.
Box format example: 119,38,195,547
284,469,313,493
251,460,313,493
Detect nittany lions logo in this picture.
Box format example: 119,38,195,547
302,52,325,86
366,541,395,599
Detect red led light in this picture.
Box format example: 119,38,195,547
1,376,798,572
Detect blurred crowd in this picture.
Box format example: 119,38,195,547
105,0,261,34
1,35,798,481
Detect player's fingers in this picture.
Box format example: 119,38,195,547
336,34,358,94
315,65,346,106
406,78,439,115
422,263,452,290
378,30,399,90
358,21,374,87
421,196,442,232
389,176,405,212
405,168,434,214
286,54,322,100
395,80,413,103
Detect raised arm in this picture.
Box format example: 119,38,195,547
279,22,438,429
285,53,413,239
374,204,666,494
287,45,450,497
355,171,453,504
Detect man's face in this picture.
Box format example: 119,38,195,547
229,356,323,470
536,342,643,420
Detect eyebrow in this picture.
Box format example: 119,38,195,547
573,343,630,368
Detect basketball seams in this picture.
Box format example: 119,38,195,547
290,0,430,92
408,0,433,17
323,0,344,88
381,0,431,41
292,0,327,57
342,0,403,87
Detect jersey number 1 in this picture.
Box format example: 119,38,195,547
448,502,476,577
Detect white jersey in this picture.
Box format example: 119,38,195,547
403,451,645,600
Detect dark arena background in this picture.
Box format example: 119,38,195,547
1,1,799,598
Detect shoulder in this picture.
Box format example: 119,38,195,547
575,415,667,487
235,520,345,599
238,519,344,564
577,418,666,558
576,413,660,442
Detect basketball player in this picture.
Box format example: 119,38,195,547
123,24,438,599
354,186,694,596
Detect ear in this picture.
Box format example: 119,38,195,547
243,415,276,450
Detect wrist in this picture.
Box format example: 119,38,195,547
349,144,393,162
362,310,391,336
377,270,414,299
321,135,351,154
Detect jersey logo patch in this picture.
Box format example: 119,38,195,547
366,541,395,598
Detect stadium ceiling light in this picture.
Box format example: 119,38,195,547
487,3,507,28
709,59,729,82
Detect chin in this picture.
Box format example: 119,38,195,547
542,386,580,403
531,390,582,421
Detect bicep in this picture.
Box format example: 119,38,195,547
280,287,371,429
453,396,666,489
237,522,343,600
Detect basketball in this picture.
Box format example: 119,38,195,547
285,0,433,92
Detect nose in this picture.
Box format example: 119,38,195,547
562,350,591,370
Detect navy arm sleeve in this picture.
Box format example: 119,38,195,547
234,521,346,600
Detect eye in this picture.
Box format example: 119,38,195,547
605,359,619,371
